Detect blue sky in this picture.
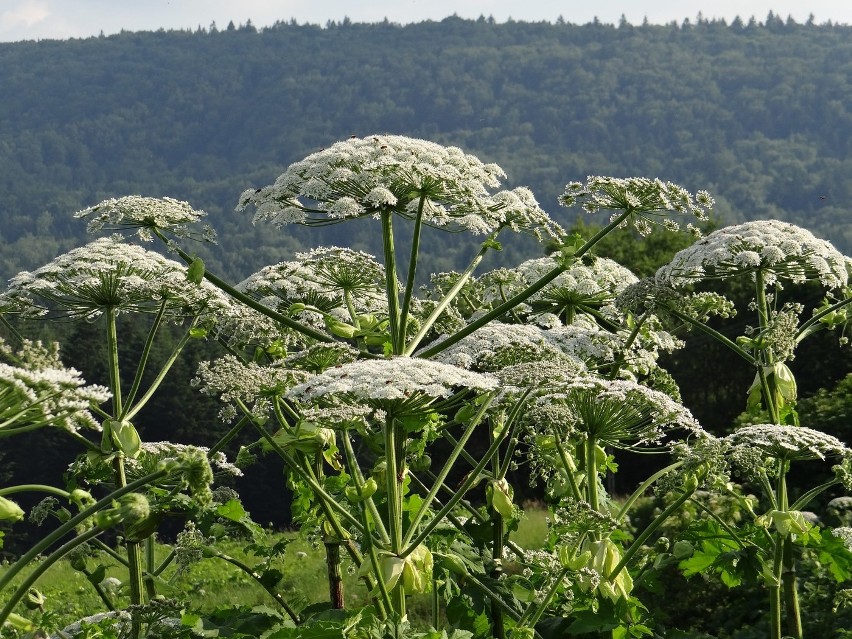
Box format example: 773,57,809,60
2,0,851,42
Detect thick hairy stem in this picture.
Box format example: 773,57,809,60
398,194,426,352
384,413,406,615
782,536,803,639
404,230,501,355
381,211,402,355
152,229,332,343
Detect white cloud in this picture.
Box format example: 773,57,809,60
0,0,50,29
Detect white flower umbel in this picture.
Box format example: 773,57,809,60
656,221,849,289
560,177,713,236
237,249,389,318
533,376,702,448
515,254,639,322
1,236,231,321
75,196,215,243
832,527,852,551
725,424,849,462
0,340,109,435
427,322,587,373
237,134,562,240
287,356,497,415
193,355,308,422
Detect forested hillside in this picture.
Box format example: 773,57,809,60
1,13,851,280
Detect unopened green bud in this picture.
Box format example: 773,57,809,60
654,537,671,553
324,317,357,339
94,493,150,529
0,496,25,522
487,478,515,519
345,477,378,503
672,540,694,560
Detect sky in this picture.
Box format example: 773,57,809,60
1,0,851,42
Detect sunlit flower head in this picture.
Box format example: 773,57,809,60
237,248,389,319
0,339,109,435
75,196,215,243
427,322,587,373
656,221,849,289
287,356,497,415
725,424,849,462
193,355,308,422
531,375,702,448
560,177,712,236
515,254,639,321
237,134,561,240
1,236,231,321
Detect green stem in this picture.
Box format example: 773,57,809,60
0,469,169,594
381,211,402,356
144,535,157,600
122,300,167,412
404,230,501,356
247,403,365,535
790,478,840,511
207,414,252,456
769,536,784,639
518,566,571,630
415,207,635,358
404,393,494,541
402,418,513,558
0,484,76,499
123,321,196,421
585,436,600,515
203,547,300,624
608,487,695,582
554,438,583,501
614,461,683,522
782,535,803,639
383,413,406,615
0,527,104,628
490,421,506,639
105,307,123,415
667,308,756,365
152,229,333,343
341,430,390,544
398,194,426,353
687,497,752,549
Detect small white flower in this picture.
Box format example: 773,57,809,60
725,424,849,461
657,220,848,290
75,196,214,243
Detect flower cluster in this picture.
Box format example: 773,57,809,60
656,221,849,289
560,177,713,235
0,236,231,321
0,339,109,435
725,424,849,462
237,134,561,239
427,322,586,373
193,355,307,422
532,376,702,448
286,356,497,414
75,196,215,242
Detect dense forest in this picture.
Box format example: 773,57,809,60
1,13,852,282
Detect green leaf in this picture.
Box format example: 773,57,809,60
217,499,248,522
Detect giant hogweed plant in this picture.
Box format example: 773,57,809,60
0,135,849,639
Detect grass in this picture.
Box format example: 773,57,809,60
0,506,551,636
